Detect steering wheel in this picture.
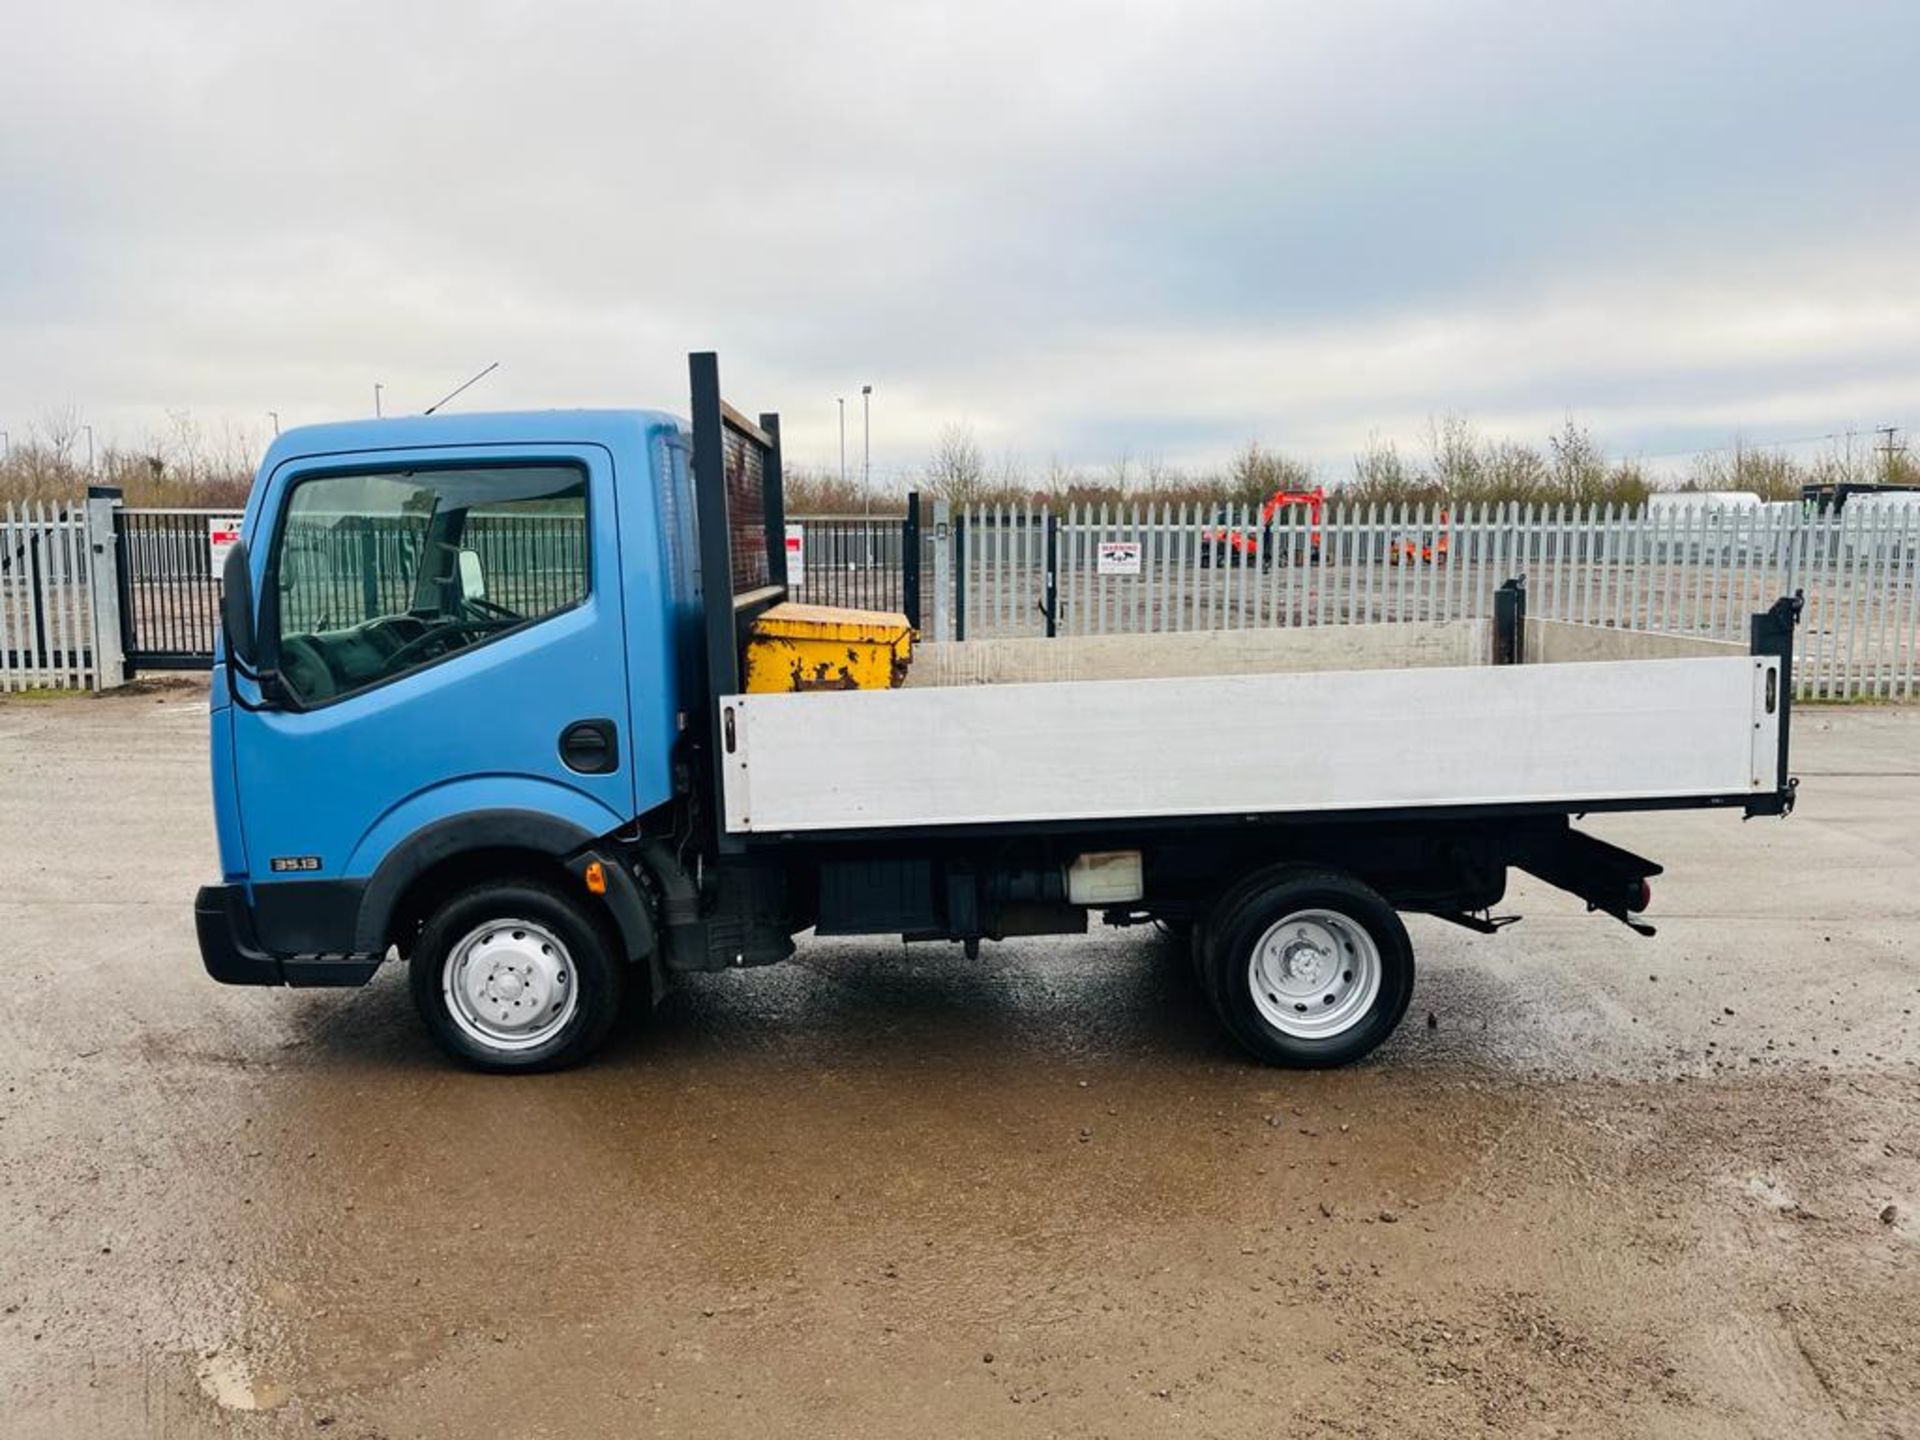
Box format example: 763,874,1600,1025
381,619,512,673
278,637,338,702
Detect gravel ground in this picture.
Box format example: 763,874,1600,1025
1,684,1915,1438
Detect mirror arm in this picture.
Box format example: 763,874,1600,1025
226,660,305,718
259,668,306,712
225,655,306,715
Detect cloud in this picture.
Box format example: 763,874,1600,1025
2,0,1916,477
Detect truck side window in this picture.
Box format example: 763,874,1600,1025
269,464,588,705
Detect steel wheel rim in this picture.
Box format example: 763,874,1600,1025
442,918,579,1053
1247,909,1382,1040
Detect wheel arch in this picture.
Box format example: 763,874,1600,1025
352,808,598,954
1146,823,1516,924
366,829,664,1003
378,845,581,959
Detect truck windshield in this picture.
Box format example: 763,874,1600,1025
267,463,588,705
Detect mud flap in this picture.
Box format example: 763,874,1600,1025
1516,826,1662,936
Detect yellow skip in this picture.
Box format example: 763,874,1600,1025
744,602,915,693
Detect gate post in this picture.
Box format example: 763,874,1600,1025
1493,575,1527,665
930,499,952,641
954,513,967,641
84,485,127,689
1043,511,1059,638
901,491,922,630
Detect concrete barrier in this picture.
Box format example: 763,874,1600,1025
906,621,1490,687
1524,618,1747,665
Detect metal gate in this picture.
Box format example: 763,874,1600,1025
788,496,923,626
115,508,227,670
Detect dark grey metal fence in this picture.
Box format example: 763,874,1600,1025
110,502,921,671
114,508,594,668
789,510,921,621
276,514,588,633
114,509,224,669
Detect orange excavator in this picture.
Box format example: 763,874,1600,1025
1199,486,1325,567
1388,509,1451,566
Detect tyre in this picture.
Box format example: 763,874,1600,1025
1198,867,1413,1068
409,877,625,1072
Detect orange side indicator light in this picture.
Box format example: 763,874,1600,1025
583,860,608,895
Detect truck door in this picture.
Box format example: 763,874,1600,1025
229,445,632,910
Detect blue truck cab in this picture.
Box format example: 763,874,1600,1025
198,354,1797,1073
198,402,713,1044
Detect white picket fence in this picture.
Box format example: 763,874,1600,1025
1,502,98,692
957,501,1920,700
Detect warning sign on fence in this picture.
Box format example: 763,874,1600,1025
207,516,244,570
784,523,805,586
1096,541,1142,576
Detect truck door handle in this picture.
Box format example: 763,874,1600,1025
559,719,620,775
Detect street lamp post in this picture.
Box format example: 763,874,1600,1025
81,424,95,474
0,430,9,460
268,411,281,436
861,385,872,497
837,397,846,494
374,383,384,418
861,384,873,565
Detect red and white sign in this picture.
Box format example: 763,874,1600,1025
784,523,805,586
207,516,244,570
1096,540,1142,576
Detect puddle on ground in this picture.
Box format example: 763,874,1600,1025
195,1350,288,1412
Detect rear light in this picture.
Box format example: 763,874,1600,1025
1631,879,1652,913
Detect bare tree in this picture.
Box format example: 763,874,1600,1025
991,447,1027,500
36,405,81,465
924,423,987,507
1042,454,1084,500
1348,435,1432,507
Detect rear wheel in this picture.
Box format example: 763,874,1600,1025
409,878,624,1072
1198,868,1413,1068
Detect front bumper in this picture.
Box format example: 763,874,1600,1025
195,885,381,987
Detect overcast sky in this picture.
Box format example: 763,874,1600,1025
4,0,1917,480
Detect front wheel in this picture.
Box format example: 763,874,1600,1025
409,878,625,1072
1199,868,1413,1068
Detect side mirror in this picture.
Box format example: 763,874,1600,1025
457,548,487,601
221,539,257,671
